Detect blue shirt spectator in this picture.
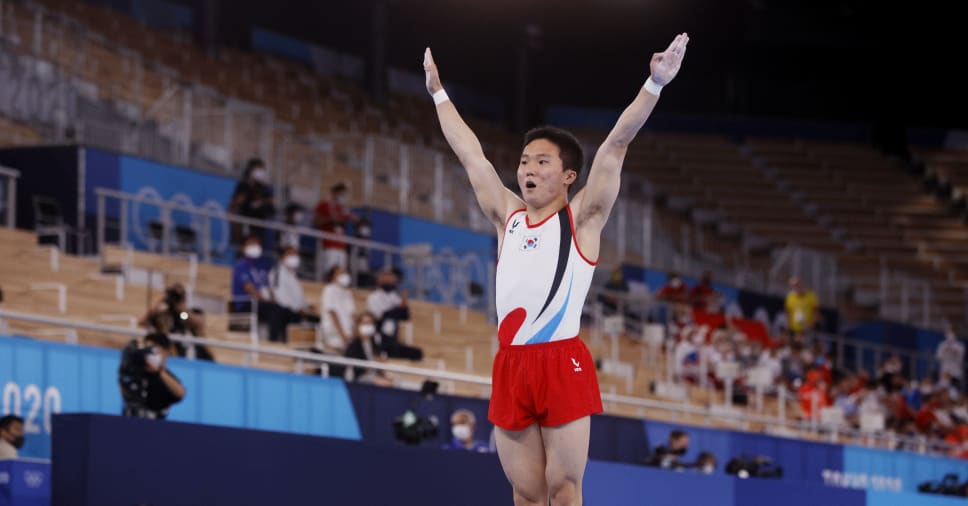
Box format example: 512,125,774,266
441,408,491,453
231,236,273,308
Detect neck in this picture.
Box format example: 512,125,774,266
526,195,568,225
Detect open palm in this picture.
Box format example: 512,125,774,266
650,33,689,86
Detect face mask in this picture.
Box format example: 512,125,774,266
380,283,396,292
292,212,304,224
244,245,262,259
673,446,687,456
358,226,371,237
452,424,472,441
337,273,351,287
10,435,24,449
335,194,347,205
670,279,682,288
359,323,376,337
283,255,300,269
146,352,163,370
702,464,715,474
252,169,269,184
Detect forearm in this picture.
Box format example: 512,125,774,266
159,369,185,399
434,102,488,167
606,87,660,148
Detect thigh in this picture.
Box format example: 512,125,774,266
494,424,548,500
541,416,591,488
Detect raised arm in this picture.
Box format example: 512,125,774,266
424,48,522,231
574,33,689,231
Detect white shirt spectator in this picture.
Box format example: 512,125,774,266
758,349,783,382
270,265,306,312
936,332,965,380
321,282,355,349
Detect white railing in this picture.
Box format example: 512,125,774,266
0,307,954,456
769,246,839,303
0,165,18,227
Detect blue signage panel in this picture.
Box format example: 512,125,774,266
0,335,360,459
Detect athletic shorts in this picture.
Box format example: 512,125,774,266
488,336,603,431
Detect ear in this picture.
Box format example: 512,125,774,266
563,169,578,185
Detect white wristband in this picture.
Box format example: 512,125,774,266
432,89,450,105
643,77,663,96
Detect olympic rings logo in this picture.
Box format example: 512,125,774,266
130,186,229,254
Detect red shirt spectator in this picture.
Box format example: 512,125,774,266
314,183,358,279
799,369,830,420
656,273,689,304
689,271,719,311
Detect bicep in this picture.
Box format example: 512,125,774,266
574,143,627,229
463,159,522,229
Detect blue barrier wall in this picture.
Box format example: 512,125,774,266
0,335,360,458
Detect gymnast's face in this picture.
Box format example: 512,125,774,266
517,138,577,208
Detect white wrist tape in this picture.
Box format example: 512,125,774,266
643,77,663,96
432,89,450,105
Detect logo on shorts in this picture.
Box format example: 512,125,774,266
571,357,582,372
521,235,540,251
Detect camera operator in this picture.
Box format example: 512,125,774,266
141,283,214,361
118,333,186,420
643,430,690,469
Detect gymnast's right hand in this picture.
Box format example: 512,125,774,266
423,48,443,95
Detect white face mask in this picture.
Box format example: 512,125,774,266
670,278,682,288
283,255,300,270
252,169,269,184
146,352,163,369
358,226,371,237
702,463,715,474
244,245,262,259
452,424,472,441
293,212,304,224
335,194,347,205
358,323,376,337
337,272,351,287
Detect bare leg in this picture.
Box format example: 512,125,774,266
542,416,591,506
495,424,548,505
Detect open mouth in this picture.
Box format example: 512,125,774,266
525,181,537,189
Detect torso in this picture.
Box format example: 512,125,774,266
495,205,597,346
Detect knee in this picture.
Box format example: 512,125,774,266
512,488,547,506
548,477,581,506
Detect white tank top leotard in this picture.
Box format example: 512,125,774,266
495,205,597,346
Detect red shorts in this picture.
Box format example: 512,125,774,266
488,337,603,431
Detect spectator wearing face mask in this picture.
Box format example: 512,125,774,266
320,265,356,351
692,451,717,475
344,312,393,386
231,235,289,342
656,272,689,305
314,182,360,280
351,216,376,288
644,430,690,469
442,408,491,452
280,203,307,250
269,246,321,337
366,270,423,361
0,415,24,459
229,158,276,245
689,271,720,312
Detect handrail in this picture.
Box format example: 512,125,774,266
0,308,955,457
0,165,19,228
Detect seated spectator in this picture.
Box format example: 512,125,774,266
784,276,819,337
229,158,275,245
320,265,356,351
231,235,288,342
442,408,491,452
344,312,393,386
689,271,720,312
656,272,689,305
314,182,359,280
644,429,690,469
692,451,717,474
936,327,965,389
0,415,24,459
798,368,830,421
269,246,321,333
140,283,214,361
673,328,705,384
877,355,905,393
366,270,423,361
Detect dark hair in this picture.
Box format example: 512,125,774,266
243,234,262,245
325,265,343,283
355,311,378,327
670,430,688,441
243,158,265,179
145,332,172,350
331,182,347,194
523,126,585,176
0,414,23,430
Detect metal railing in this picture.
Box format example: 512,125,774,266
0,165,18,227
0,307,955,457
94,187,497,315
